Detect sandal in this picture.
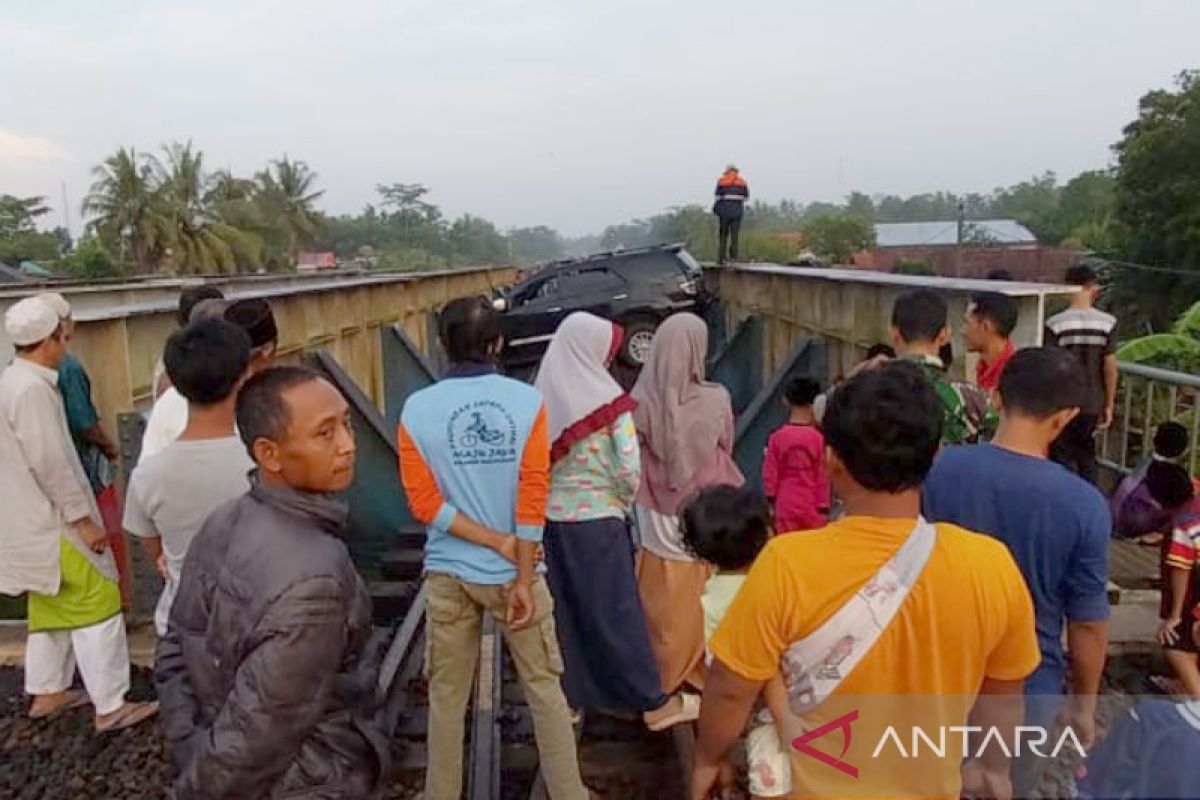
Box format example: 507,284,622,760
29,689,90,719
644,692,701,732
95,700,159,733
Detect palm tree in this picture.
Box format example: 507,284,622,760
257,156,324,265
82,147,162,271
150,142,263,274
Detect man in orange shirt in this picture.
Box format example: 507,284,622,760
692,362,1040,800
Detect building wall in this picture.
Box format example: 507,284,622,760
855,245,1082,282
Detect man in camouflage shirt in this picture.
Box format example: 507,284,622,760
890,289,997,445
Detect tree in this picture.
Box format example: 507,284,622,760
0,195,50,237
60,236,124,280
447,214,508,266
801,213,875,263
844,192,876,222
82,147,160,271
990,172,1061,241
256,156,324,263
1107,71,1200,332
0,195,59,265
148,141,262,274
509,226,564,262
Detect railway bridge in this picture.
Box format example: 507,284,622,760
0,262,1181,798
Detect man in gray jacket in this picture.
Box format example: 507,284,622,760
155,366,386,799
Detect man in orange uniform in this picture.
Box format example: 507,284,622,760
713,164,749,264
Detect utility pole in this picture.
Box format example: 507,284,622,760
955,200,965,278
61,182,72,244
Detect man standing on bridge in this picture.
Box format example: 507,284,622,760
1045,264,1118,485
713,164,749,265
156,366,386,798
923,348,1110,796
0,297,156,732
890,289,997,445
399,296,591,800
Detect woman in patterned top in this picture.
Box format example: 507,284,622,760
535,312,698,730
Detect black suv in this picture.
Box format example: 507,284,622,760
494,243,709,369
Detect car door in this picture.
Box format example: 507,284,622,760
503,271,573,360
563,266,627,321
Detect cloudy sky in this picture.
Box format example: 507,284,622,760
2,0,1198,236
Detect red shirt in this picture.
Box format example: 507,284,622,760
975,340,1015,392
762,423,830,533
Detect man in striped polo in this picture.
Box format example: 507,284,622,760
1045,264,1118,485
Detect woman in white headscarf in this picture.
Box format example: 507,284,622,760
536,312,697,730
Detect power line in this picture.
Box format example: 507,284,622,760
1091,256,1200,279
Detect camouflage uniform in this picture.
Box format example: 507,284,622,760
903,355,997,445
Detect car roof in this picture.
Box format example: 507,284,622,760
523,242,688,280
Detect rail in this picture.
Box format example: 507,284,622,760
1099,361,1200,477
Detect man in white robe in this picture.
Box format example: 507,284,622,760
0,296,157,731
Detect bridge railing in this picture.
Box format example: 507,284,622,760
1099,362,1200,477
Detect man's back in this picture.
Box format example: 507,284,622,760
923,444,1111,692
123,436,253,633
1045,307,1116,413
400,369,546,584
710,516,1038,797
903,354,996,444
156,481,383,799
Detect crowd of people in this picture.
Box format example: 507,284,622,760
0,260,1196,799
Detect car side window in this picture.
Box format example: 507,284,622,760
532,276,560,300
565,268,625,295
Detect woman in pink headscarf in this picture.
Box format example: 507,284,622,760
631,312,744,695
536,312,699,730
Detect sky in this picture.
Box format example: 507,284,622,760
2,0,1198,237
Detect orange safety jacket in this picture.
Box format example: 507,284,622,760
713,171,749,217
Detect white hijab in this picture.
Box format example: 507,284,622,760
534,312,626,455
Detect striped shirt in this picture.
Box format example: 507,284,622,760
1044,307,1117,413
1166,511,1200,572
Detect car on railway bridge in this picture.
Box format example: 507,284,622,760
493,243,710,370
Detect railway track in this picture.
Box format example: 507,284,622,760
373,560,693,800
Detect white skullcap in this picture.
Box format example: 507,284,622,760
35,292,71,320
5,297,61,347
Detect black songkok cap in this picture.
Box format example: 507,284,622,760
224,298,278,349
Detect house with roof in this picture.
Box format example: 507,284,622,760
855,218,1080,282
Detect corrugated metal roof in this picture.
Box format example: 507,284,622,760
0,263,28,284
875,219,1037,248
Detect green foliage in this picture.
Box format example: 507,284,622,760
1118,299,1200,373
0,231,59,265
1106,70,1200,333
893,258,934,276
508,226,564,262
60,237,126,280
0,194,50,237
0,194,58,265
801,213,875,263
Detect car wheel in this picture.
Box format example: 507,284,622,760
620,321,657,367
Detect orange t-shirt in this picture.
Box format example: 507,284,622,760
710,516,1039,799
